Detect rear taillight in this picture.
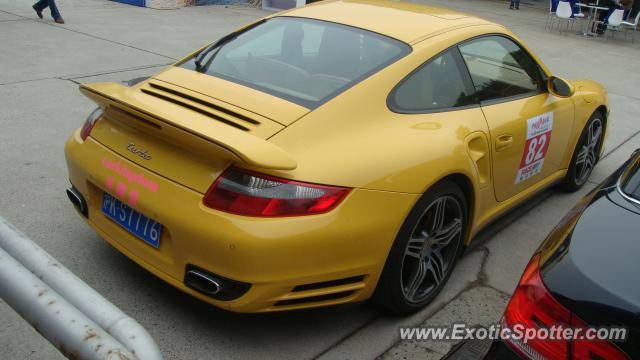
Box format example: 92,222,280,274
80,107,103,141
203,168,351,217
503,255,629,360
503,255,571,359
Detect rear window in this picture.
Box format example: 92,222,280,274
181,17,409,108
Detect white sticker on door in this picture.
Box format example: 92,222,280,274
515,112,553,184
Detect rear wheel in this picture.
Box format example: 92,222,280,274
374,180,467,314
561,112,604,191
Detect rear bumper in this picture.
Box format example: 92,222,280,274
64,129,418,312
442,338,521,360
482,340,523,359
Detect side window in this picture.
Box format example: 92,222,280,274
458,36,543,103
390,49,476,112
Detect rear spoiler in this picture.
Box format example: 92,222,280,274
79,82,297,170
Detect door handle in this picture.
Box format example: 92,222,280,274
495,134,513,152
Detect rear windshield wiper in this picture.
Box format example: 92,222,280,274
194,32,237,73
194,20,265,73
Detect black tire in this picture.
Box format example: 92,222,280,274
373,180,468,315
560,111,605,191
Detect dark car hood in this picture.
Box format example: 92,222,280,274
538,158,640,357
542,188,640,326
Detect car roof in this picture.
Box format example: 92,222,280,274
276,0,497,44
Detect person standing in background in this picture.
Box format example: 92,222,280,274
567,0,585,18
550,0,584,17
32,0,64,24
509,0,520,9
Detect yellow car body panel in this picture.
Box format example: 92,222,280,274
65,130,419,311
64,0,608,312
80,82,298,170
153,67,310,126
274,0,493,44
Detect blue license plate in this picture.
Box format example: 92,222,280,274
101,192,162,248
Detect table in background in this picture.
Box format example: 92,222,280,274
578,3,609,36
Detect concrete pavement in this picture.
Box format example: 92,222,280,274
1,0,638,359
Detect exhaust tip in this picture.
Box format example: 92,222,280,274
185,269,221,296
184,265,251,301
66,186,87,217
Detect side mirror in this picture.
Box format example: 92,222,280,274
548,76,574,98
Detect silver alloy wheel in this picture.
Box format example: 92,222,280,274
574,118,603,186
400,195,463,304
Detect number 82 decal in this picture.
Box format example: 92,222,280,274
516,112,553,184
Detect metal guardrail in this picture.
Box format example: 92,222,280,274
0,216,163,360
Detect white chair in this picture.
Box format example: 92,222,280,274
608,9,625,26
600,9,625,39
622,11,640,42
549,1,576,33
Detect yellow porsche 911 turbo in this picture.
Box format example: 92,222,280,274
64,0,608,313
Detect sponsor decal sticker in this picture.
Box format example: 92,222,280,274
515,112,553,184
102,157,160,206
102,157,159,192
